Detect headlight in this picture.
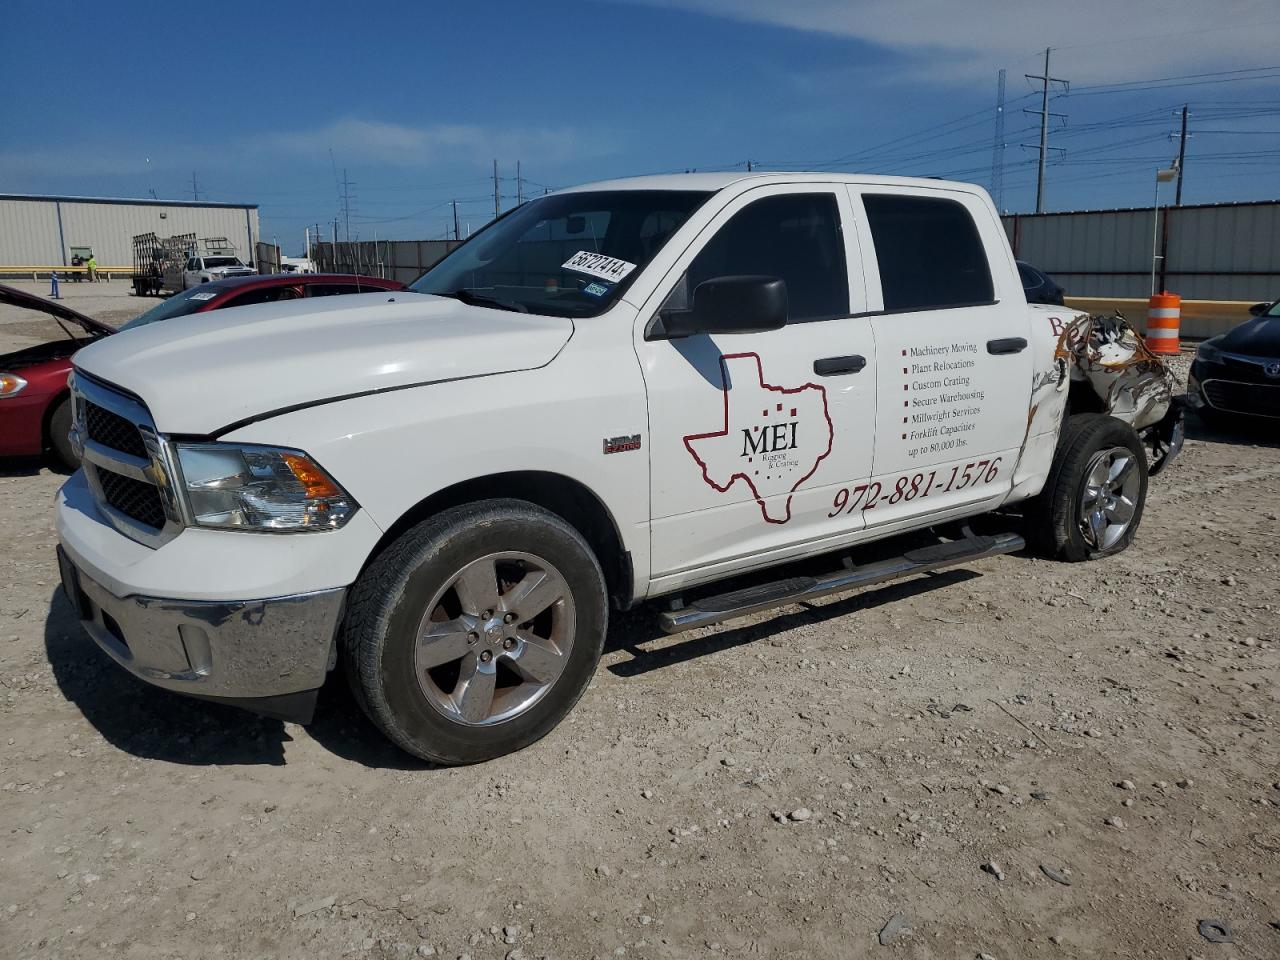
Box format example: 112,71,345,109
173,443,357,531
0,372,28,397
1195,341,1223,364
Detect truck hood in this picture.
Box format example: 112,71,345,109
72,292,573,434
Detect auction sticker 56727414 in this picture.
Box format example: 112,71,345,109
562,251,637,284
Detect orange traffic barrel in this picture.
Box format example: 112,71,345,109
1146,292,1181,355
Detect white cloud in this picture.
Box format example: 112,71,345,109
0,118,614,185
259,118,610,168
621,0,1280,82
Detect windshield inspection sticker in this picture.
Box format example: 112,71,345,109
582,281,610,298
562,251,637,283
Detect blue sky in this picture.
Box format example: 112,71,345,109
2,0,1278,252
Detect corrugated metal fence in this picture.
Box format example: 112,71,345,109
313,240,462,285
1002,199,1280,301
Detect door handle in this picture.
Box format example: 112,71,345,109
813,355,867,376
987,337,1028,355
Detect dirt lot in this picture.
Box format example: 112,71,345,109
2,282,1277,960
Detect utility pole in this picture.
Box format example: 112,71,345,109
493,159,501,218
339,169,355,242
1024,48,1069,213
190,171,200,202
746,159,753,172
990,69,1006,211
1174,104,1190,205
452,200,460,241
516,160,523,205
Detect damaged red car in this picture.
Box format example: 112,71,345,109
1,274,403,468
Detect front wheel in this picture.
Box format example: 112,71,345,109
48,397,79,470
342,500,608,764
1026,413,1148,561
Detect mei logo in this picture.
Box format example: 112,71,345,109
742,421,799,458
684,353,832,524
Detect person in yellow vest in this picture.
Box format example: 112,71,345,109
86,255,98,282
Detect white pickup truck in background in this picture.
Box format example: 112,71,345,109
55,172,1183,764
173,239,255,290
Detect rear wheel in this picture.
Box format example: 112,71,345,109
1026,413,1148,561
342,500,608,764
48,397,78,470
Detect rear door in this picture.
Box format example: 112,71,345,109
847,186,1032,528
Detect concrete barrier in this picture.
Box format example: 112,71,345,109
1064,296,1260,340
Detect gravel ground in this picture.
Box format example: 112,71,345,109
2,283,1278,959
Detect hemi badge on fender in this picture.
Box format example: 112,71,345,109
603,434,642,455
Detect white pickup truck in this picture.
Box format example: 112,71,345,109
176,249,255,291
56,173,1183,764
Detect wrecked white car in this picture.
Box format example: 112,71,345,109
57,173,1183,763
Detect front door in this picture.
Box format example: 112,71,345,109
636,184,878,586
183,258,201,290
847,187,1033,528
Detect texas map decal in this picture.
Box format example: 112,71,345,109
684,353,833,524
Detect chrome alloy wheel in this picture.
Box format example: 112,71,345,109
414,551,576,726
1078,447,1141,551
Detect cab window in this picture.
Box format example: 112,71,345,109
307,282,377,297
679,193,849,323
223,286,302,308
862,194,994,312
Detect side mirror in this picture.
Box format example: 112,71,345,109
657,275,787,338
1248,301,1270,317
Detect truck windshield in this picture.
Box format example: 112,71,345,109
204,257,243,268
410,190,710,317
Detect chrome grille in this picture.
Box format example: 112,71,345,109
1203,379,1280,418
98,470,167,529
85,401,148,459
72,373,183,548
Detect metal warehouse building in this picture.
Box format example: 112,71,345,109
0,194,259,272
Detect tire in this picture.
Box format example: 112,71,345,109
48,397,79,470
342,499,608,764
1025,413,1148,562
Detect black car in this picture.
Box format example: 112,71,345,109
1188,300,1280,425
1017,260,1066,306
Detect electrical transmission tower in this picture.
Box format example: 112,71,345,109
340,169,356,242
1023,48,1069,213
990,69,1006,211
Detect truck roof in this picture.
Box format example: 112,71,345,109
556,171,985,194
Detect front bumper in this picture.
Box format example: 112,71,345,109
57,545,344,722
1188,359,1280,420
0,391,49,457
